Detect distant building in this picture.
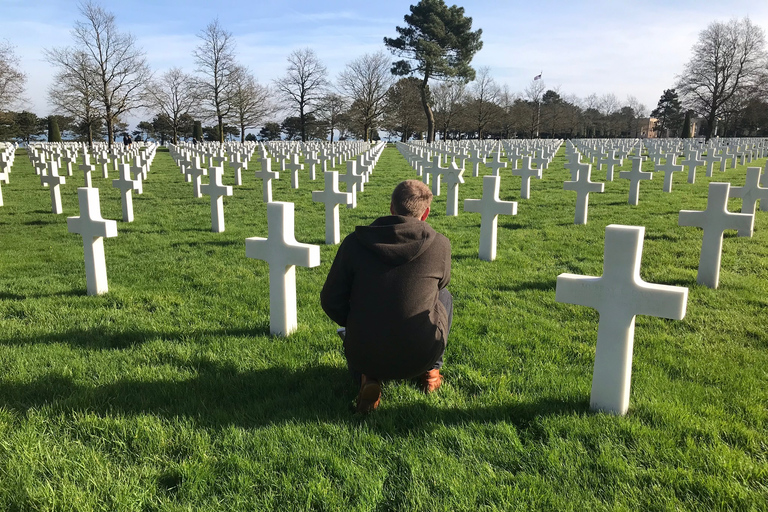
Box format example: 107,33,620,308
634,118,658,138
688,117,708,138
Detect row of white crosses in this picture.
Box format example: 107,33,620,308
0,143,15,206
58,144,155,295
244,143,386,334
555,164,768,415
23,143,157,219
399,140,767,416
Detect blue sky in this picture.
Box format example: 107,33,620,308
2,0,768,127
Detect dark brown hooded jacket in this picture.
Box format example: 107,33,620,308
320,215,451,379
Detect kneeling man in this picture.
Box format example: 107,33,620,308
321,180,453,413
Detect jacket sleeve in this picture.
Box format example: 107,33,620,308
320,237,354,326
438,235,451,290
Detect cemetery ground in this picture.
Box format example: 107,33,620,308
1,144,767,511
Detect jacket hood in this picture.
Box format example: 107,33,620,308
355,215,436,266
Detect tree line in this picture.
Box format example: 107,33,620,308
0,1,767,145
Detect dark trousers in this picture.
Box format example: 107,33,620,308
345,288,453,385
432,287,453,370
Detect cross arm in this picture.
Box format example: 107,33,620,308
555,274,602,310
633,282,688,320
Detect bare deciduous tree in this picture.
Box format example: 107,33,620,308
274,48,328,142
228,66,276,143
382,76,426,142
45,48,101,146
337,51,394,141
599,93,620,116
0,41,26,110
524,78,546,137
432,81,465,140
145,67,196,144
465,66,499,139
71,1,151,147
677,17,768,139
194,18,238,144
316,93,347,141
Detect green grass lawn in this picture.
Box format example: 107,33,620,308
0,143,766,511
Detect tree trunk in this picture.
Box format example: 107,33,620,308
106,109,113,149
218,115,225,144
300,107,307,142
420,75,435,143
705,108,718,142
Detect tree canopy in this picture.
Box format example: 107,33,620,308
384,0,483,142
677,17,768,139
0,41,26,110
650,89,684,137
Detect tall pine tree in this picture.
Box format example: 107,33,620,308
650,89,684,137
384,0,483,143
47,116,62,142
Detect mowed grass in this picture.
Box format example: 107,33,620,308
0,142,767,511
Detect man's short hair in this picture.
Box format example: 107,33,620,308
391,180,433,218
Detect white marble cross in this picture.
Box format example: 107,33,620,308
284,154,304,189
41,161,66,214
304,151,321,181
130,158,145,195
67,187,118,295
200,166,234,233
312,171,352,244
656,154,684,193
112,163,139,222
512,156,542,200
679,182,754,288
185,157,208,198
618,157,653,206
702,149,722,177
424,155,444,196
230,154,247,186
245,201,321,336
531,152,549,172
680,149,705,184
728,167,768,222
485,146,507,176
565,155,590,181
443,162,465,216
61,153,75,176
339,161,363,208
79,153,95,187
564,163,604,224
464,175,517,261
556,224,688,415
466,150,484,177
255,156,279,203
96,152,110,178
599,150,622,182
760,160,768,212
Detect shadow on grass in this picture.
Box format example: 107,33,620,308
497,278,557,293
171,239,242,249
644,232,681,242
0,325,271,349
25,219,59,226
0,290,82,301
0,360,588,432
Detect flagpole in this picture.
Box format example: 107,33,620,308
536,99,541,139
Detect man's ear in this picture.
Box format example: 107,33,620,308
420,206,430,221
390,203,396,215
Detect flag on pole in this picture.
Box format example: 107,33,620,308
533,72,542,81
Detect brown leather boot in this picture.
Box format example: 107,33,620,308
356,374,381,413
419,369,442,393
